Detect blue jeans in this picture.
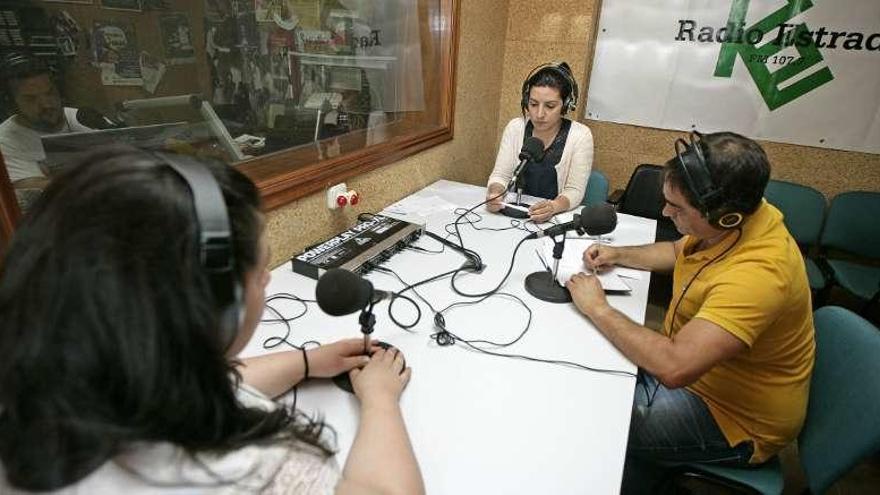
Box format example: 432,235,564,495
621,372,754,494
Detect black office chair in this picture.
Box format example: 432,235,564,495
609,164,681,243
609,164,681,308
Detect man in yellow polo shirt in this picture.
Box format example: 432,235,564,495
566,132,815,493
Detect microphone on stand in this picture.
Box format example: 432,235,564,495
315,268,401,393
526,203,618,240
524,204,618,303
500,137,545,219
74,107,124,130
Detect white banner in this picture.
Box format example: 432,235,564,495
586,0,880,153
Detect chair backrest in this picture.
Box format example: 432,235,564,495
763,179,826,246
799,306,880,494
582,169,609,206
617,164,666,219
617,164,681,241
820,191,880,259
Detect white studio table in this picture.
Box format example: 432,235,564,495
239,180,658,495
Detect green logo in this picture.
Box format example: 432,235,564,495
714,0,834,110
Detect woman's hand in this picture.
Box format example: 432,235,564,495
307,338,375,378
350,347,411,408
529,199,558,223
486,183,506,213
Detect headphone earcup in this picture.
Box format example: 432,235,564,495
708,207,744,229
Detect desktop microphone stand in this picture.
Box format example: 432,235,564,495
500,172,530,219
358,300,377,355
525,226,585,303
332,295,394,393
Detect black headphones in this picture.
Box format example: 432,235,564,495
0,51,56,110
157,152,242,347
520,61,579,115
674,132,744,229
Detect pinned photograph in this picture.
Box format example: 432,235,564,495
159,13,195,64
99,0,142,12
93,20,143,85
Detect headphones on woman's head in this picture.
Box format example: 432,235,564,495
674,132,744,229
521,61,579,115
157,153,242,347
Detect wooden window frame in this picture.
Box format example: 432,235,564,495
0,0,459,251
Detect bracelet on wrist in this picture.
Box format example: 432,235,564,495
301,347,310,379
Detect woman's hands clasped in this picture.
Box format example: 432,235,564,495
307,338,375,378
350,347,411,408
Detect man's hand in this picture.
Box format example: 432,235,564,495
566,272,611,319
307,338,376,378
583,243,619,272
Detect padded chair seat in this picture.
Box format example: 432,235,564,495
672,457,784,495
804,257,826,291
826,260,880,300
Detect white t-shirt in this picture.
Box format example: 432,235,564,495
0,384,341,494
0,108,90,183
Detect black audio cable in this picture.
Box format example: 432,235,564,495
376,265,635,378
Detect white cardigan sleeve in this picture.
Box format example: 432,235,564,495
487,118,525,189
557,122,593,208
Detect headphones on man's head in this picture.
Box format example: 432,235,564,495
674,132,744,229
521,61,579,115
157,152,242,347
0,51,56,109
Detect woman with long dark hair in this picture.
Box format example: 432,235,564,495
0,147,424,494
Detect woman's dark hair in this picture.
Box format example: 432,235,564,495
664,131,770,216
0,147,332,491
529,69,571,102
521,62,577,115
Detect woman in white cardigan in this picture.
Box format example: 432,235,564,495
486,62,593,223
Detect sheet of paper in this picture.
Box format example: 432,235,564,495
559,238,647,280
537,240,631,292
555,265,632,292
383,194,458,217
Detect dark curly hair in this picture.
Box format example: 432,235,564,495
0,147,332,491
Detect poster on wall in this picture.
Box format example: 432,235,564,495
159,13,195,64
586,0,880,154
93,20,143,85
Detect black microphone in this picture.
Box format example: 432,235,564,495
509,136,545,186
315,268,390,316
75,107,122,130
526,203,618,240
315,268,401,395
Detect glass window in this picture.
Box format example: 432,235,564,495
0,0,457,231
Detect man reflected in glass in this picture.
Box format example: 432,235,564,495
0,51,91,193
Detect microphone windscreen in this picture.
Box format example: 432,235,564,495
315,268,373,316
518,136,546,162
580,203,618,236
